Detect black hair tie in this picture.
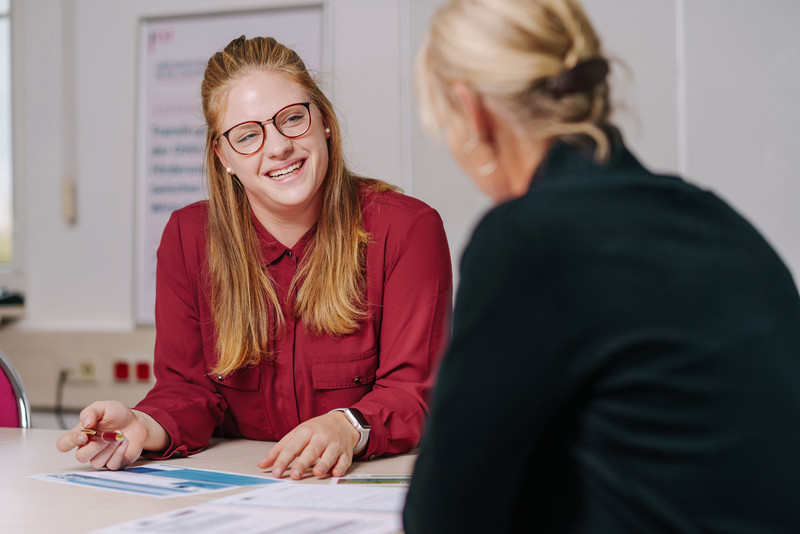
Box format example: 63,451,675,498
545,57,609,98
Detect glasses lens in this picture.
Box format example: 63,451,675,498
276,104,311,138
228,123,264,155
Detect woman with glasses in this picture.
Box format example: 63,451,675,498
57,36,452,479
403,0,800,532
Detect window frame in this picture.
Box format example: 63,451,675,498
0,0,23,292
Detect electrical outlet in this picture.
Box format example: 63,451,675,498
117,354,154,383
60,359,97,382
78,360,96,381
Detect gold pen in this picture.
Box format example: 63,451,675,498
81,429,126,443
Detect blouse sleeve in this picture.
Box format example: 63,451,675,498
352,204,453,458
134,208,226,459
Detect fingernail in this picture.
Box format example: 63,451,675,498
77,434,88,444
273,467,282,478
292,468,301,479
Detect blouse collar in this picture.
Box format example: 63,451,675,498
250,210,316,266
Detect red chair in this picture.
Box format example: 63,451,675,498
0,348,31,428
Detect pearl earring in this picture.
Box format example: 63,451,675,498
462,134,498,176
226,167,233,174
325,128,331,134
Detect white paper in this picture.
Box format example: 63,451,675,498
90,481,408,533
330,474,411,486
90,506,402,534
212,482,408,514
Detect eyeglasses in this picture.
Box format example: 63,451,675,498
219,102,311,155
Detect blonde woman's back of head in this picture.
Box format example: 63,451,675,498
419,0,612,160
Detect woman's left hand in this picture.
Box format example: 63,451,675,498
258,411,360,479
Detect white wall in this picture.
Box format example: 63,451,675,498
682,0,800,276
6,0,800,332
584,0,680,173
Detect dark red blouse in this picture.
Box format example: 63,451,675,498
135,186,452,460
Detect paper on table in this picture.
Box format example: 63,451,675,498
211,481,408,514
331,474,411,486
90,506,403,534
32,463,282,498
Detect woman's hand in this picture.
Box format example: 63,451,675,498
258,411,360,480
55,401,167,470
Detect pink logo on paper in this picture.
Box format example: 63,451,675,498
148,29,175,54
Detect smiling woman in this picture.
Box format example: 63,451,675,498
212,71,329,239
57,36,453,488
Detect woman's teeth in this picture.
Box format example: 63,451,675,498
268,160,304,179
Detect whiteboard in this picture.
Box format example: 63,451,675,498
135,6,324,324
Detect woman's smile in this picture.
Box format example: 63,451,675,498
266,158,305,181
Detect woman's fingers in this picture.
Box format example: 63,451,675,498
271,430,312,478
57,401,151,471
55,425,88,452
289,439,325,479
103,440,130,471
312,444,351,478
88,441,119,469
56,403,110,453
258,413,359,479
331,453,352,478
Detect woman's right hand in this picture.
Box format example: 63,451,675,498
56,401,165,470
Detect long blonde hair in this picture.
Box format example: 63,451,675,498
418,0,612,160
201,36,392,376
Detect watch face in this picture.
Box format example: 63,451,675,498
349,408,371,429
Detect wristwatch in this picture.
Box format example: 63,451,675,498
329,408,371,456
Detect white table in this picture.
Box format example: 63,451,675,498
0,428,416,533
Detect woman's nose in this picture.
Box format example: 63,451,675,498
263,123,292,158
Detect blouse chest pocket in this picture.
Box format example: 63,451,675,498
212,364,261,391
210,362,273,438
310,348,378,390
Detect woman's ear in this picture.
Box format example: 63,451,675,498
450,82,493,140
213,140,230,169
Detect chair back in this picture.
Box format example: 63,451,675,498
0,348,32,428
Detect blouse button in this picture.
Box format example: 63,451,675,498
217,376,224,382
286,251,293,258
353,376,362,385
369,454,376,460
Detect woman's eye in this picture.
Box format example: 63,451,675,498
232,127,261,145
236,132,257,144
283,113,304,126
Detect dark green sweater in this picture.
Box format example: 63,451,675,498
404,134,800,533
